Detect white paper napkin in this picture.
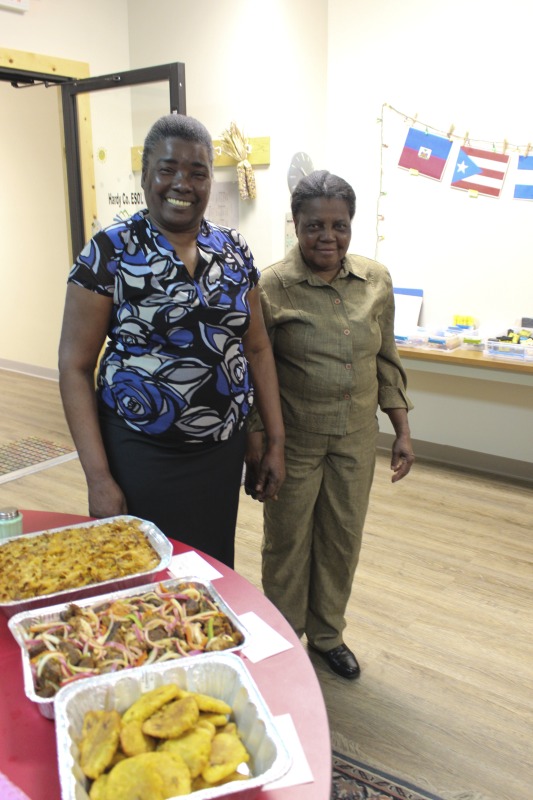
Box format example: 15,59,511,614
168,551,223,581
239,611,293,662
0,773,33,800
267,714,314,789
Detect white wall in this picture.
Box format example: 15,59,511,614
326,0,533,472
326,0,533,334
126,0,329,268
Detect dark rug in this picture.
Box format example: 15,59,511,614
332,752,445,800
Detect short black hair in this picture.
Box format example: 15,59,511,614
291,170,356,221
142,114,214,174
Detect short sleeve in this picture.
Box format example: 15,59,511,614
67,231,118,297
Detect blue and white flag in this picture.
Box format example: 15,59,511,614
514,155,533,200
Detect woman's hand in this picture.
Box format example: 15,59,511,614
390,432,415,482
242,288,286,501
385,408,414,483
87,475,128,518
244,432,285,502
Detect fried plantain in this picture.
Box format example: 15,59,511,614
184,691,232,715
105,751,190,799
142,695,199,739
79,709,121,780
201,729,250,784
157,723,214,778
122,684,182,725
88,772,109,800
120,719,156,757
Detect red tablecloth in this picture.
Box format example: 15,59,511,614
0,511,331,800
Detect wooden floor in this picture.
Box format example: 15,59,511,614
1,368,532,800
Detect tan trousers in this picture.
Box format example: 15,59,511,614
262,420,378,651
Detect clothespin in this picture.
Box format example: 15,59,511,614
503,139,508,154
447,124,455,139
526,142,532,157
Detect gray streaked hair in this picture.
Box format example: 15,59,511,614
291,170,356,220
142,114,214,174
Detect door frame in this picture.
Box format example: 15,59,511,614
61,62,186,256
0,50,186,258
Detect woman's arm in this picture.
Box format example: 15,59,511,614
384,407,415,482
243,287,285,501
58,283,128,517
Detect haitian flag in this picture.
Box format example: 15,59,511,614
451,146,509,198
514,155,533,200
398,128,452,180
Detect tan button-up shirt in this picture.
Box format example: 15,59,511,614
250,245,412,436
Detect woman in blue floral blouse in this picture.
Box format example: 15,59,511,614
58,114,285,567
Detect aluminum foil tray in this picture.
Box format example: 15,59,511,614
55,652,291,800
0,515,172,618
8,576,248,719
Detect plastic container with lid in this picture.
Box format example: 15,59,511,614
0,508,24,540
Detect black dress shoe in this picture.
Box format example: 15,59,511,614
310,643,360,679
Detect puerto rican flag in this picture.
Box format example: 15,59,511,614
514,155,533,200
451,146,509,198
398,128,452,180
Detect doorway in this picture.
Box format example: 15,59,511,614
0,50,185,374
60,63,186,255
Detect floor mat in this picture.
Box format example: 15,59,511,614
0,436,76,482
332,751,445,800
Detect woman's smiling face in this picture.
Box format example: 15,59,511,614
141,137,212,236
294,197,352,279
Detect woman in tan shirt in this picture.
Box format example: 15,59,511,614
246,170,414,678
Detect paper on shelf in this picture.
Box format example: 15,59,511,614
393,287,423,335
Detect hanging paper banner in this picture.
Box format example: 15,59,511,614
451,146,509,198
513,155,533,200
398,127,453,180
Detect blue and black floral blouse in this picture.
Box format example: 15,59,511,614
68,210,259,443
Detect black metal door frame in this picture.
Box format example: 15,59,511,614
61,63,186,256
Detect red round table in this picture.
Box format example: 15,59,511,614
0,511,331,800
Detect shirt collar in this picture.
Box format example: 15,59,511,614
278,245,369,287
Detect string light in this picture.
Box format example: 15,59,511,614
375,102,533,259
383,102,530,152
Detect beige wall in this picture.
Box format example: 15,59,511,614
0,83,68,372
0,0,131,373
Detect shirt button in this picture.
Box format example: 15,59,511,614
343,329,350,335
344,393,351,400
334,298,341,305
345,364,352,370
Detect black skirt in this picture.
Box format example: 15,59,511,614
99,408,246,568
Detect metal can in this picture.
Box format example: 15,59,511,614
0,507,24,539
